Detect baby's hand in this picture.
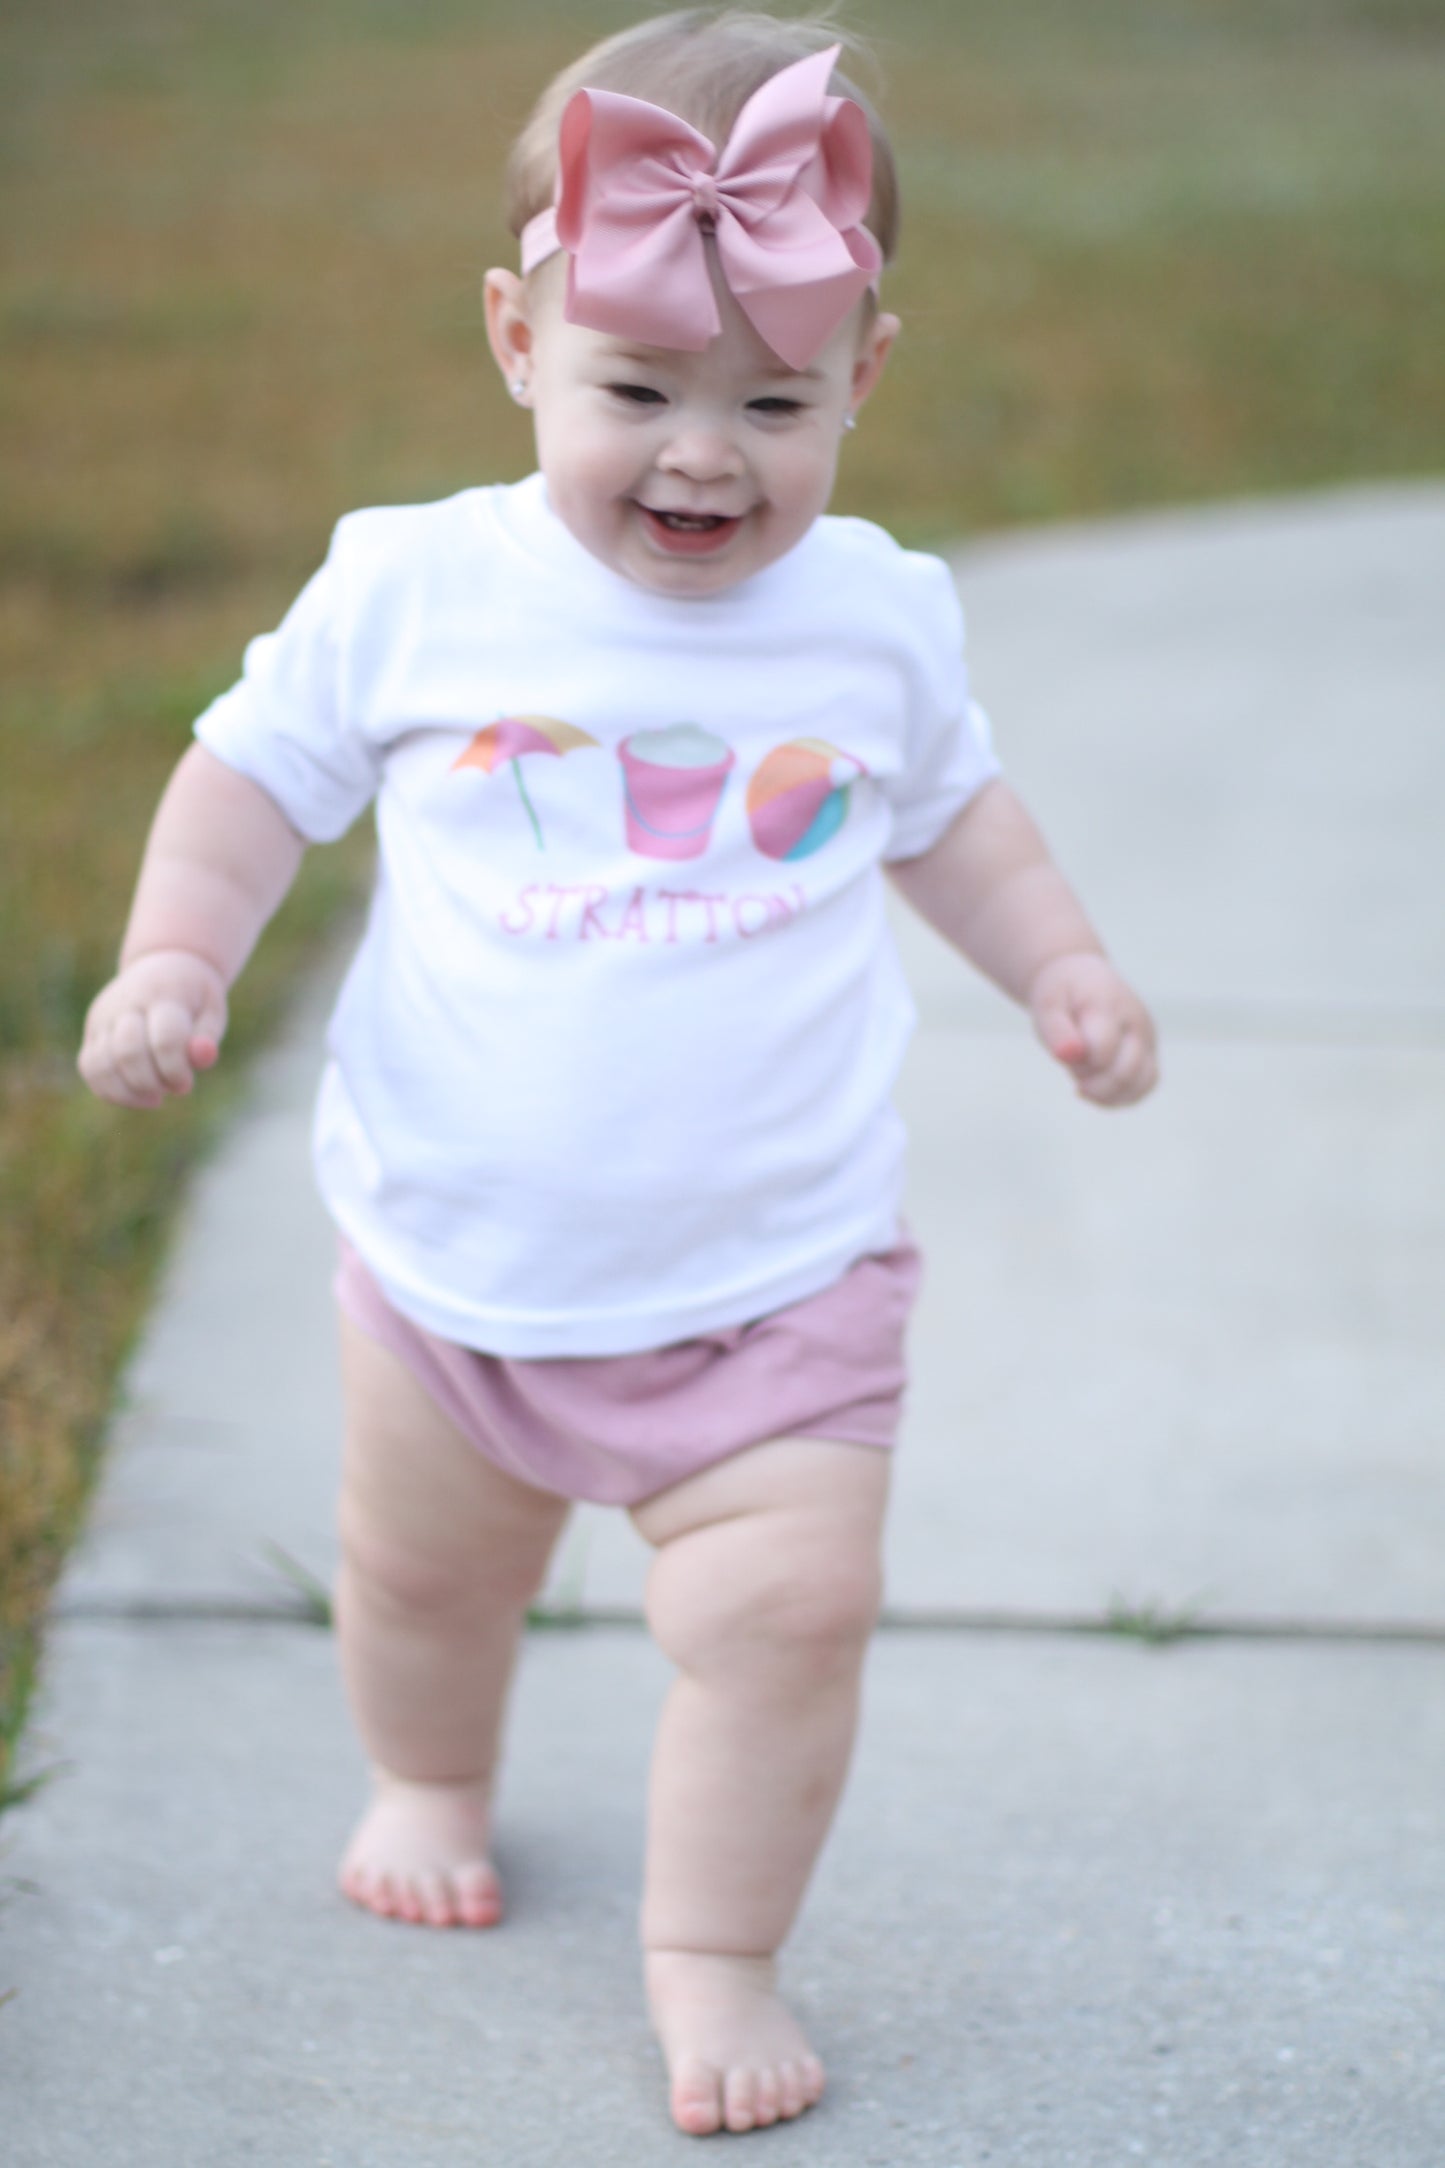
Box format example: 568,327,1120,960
1027,952,1158,1108
77,951,228,1109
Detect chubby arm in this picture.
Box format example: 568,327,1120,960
888,778,1158,1107
78,743,307,1108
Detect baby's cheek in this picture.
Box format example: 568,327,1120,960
774,443,838,529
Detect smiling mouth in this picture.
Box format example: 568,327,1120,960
637,504,744,554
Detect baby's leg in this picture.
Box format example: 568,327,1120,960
334,1311,569,1926
630,1437,890,2136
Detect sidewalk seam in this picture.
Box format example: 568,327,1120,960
48,1599,1445,1646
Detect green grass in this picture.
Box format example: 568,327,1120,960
2,0,1443,1804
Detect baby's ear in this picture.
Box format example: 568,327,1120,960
483,268,535,390
851,311,900,410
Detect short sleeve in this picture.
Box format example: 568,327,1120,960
880,554,1001,863
193,526,382,843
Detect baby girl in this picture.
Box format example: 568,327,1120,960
79,7,1157,2138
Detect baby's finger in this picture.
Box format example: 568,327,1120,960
186,988,228,1073
1078,1025,1156,1107
76,1033,109,1101
1074,1001,1123,1076
81,1039,160,1109
148,998,202,1093
1033,996,1088,1067
109,1009,170,1105
1125,1024,1160,1097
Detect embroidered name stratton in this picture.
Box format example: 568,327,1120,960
498,882,808,944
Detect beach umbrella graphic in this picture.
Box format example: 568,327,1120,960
452,716,600,848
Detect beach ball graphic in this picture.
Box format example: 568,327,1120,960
746,738,867,861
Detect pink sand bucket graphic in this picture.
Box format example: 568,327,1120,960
619,723,736,861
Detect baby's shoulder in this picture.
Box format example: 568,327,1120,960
807,514,964,647
314,490,504,643
327,489,487,576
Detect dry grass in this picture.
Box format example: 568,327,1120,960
2,0,1443,1798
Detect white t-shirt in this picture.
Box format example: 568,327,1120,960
195,473,1000,1355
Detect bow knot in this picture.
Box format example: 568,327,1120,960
519,45,881,370
690,174,721,224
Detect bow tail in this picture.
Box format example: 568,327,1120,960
738,266,873,370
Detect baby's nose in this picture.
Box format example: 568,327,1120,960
657,423,745,481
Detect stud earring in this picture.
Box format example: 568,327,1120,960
510,378,528,402
842,413,857,432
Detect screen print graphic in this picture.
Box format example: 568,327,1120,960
454,716,866,863
452,716,601,848
619,724,735,860
746,737,868,862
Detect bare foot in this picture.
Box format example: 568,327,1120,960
645,1950,826,2136
338,1773,503,1928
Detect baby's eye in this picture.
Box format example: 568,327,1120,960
607,382,666,406
748,396,805,418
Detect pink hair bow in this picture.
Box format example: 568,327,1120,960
519,44,881,371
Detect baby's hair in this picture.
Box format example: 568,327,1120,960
505,6,900,286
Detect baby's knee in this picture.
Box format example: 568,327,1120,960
767,1566,882,1688
649,1517,883,1678
338,1497,539,1620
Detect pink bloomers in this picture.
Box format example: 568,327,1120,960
334,1233,922,1506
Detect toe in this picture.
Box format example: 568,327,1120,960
415,1871,456,1927
776,2060,805,2119
801,2053,826,2106
455,1864,503,1928
347,1867,394,1919
368,1871,401,1918
723,2065,760,2133
394,1877,427,1924
670,2054,724,2137
341,1861,374,1911
751,2067,781,2127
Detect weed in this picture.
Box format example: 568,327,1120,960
257,1542,334,1628
0,1765,63,1817
1103,1594,1204,1647
526,1519,591,1628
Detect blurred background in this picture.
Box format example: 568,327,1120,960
2,0,1442,1796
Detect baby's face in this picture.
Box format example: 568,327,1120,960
489,256,896,600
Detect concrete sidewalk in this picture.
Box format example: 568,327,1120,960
4,483,1443,2165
